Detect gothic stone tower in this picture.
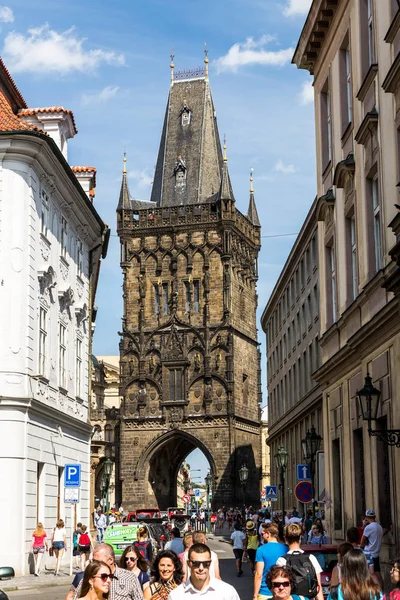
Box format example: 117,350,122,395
116,57,262,509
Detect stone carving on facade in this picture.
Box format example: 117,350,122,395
40,237,50,261
75,303,88,327
38,266,56,296
59,258,69,280
59,287,74,313
76,278,84,298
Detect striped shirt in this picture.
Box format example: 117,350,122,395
73,566,144,600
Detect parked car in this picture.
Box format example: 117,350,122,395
0,566,14,600
301,544,338,599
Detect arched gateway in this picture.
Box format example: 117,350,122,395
116,56,262,510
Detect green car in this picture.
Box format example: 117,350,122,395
104,523,141,558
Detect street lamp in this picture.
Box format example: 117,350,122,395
238,463,249,512
274,446,288,520
101,458,113,525
301,425,322,518
357,373,400,446
205,471,212,532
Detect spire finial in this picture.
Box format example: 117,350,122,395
123,151,127,174
170,47,175,83
250,167,254,193
223,134,227,162
204,42,209,78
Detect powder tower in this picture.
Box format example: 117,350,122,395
116,56,262,509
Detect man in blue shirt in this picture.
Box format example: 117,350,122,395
253,522,288,600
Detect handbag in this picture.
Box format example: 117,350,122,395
49,546,54,557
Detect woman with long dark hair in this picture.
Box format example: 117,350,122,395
149,550,183,600
384,558,400,600
328,548,382,600
79,560,113,599
120,545,151,599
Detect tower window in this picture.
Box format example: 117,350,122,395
185,281,191,312
162,283,169,314
175,169,186,187
169,368,183,401
193,281,200,313
182,110,191,126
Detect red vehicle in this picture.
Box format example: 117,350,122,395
301,544,338,599
125,508,161,522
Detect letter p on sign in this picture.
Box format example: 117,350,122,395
65,464,81,487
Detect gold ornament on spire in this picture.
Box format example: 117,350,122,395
123,151,127,174
204,42,209,78
170,47,175,83
223,134,227,162
250,167,254,193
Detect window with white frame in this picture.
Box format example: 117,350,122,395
367,0,375,65
327,243,337,324
61,216,68,259
39,307,47,375
59,323,67,389
345,47,352,125
76,337,82,397
77,240,83,278
41,190,49,238
350,215,358,300
372,177,382,271
321,80,332,168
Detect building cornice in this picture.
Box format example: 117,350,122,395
267,386,323,442
354,110,379,146
0,396,92,437
382,53,400,93
0,131,104,242
292,0,341,74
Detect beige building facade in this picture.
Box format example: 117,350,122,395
260,406,271,504
261,199,323,514
294,0,400,566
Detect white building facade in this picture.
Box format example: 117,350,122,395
0,61,107,574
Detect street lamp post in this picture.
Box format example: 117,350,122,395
205,471,212,532
101,458,113,525
274,446,288,521
301,425,322,518
238,464,249,514
357,373,400,446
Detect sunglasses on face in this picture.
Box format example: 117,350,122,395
189,560,212,569
95,573,115,582
126,557,137,563
272,581,290,588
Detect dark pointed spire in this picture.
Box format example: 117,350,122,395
247,168,260,227
220,136,234,201
117,152,131,212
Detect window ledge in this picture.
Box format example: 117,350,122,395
76,396,84,403
384,9,400,43
59,386,68,395
38,376,49,384
40,233,51,247
382,53,400,93
356,63,378,101
322,160,332,181
60,255,69,268
341,120,353,144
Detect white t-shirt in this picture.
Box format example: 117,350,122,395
276,548,322,574
363,521,383,557
53,527,66,542
230,530,246,550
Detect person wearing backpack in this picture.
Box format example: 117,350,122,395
134,525,154,564
276,523,323,600
77,524,93,571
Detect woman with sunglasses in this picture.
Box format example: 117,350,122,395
120,545,151,599
266,565,307,600
149,550,184,600
78,559,114,599
384,558,400,600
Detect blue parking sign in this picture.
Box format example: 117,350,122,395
64,464,81,487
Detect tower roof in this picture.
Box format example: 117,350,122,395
150,66,235,206
247,169,260,227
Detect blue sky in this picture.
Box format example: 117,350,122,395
2,0,315,480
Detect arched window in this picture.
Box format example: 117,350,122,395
105,425,114,443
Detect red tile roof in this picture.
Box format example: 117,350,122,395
71,166,97,188
0,57,27,108
0,89,40,132
18,106,78,134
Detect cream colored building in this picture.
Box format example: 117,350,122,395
260,406,271,504
294,0,400,568
90,355,121,514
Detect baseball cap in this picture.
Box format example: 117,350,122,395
365,509,376,517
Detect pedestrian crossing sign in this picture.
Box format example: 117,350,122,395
265,485,278,499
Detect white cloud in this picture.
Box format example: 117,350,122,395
299,80,314,105
215,35,294,72
128,169,152,189
283,0,312,16
0,6,13,22
274,159,298,174
82,85,120,105
2,24,125,74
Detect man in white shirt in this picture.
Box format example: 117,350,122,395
230,522,246,576
361,509,384,589
182,531,221,581
168,543,239,600
276,523,323,600
94,509,107,542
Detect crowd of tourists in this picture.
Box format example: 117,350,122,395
28,506,399,600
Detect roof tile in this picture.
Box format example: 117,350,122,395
18,106,78,134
